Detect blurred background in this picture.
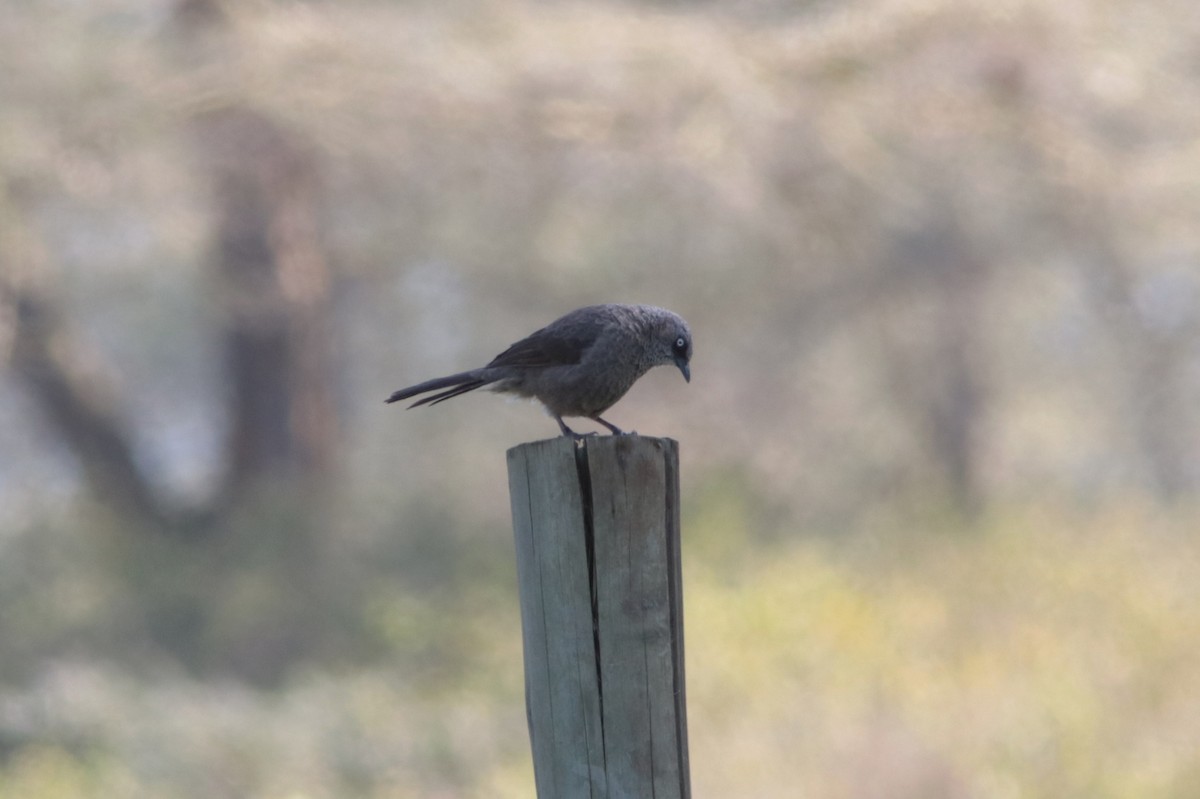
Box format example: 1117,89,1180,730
2,0,1199,796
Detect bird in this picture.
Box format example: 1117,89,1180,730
385,303,692,438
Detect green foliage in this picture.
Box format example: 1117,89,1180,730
3,502,1200,797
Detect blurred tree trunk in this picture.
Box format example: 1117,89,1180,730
924,266,985,515
175,0,340,511
1000,68,1199,502
1078,251,1195,501
0,0,346,683
194,105,339,508
1,191,171,528
0,0,340,534
880,213,988,517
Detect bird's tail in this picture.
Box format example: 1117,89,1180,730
384,370,495,408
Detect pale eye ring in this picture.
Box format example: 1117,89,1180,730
674,336,687,350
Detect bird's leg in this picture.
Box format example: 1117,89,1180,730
590,415,628,436
555,415,587,439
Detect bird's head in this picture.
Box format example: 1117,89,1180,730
645,307,692,383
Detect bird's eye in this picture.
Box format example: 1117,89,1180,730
673,336,687,352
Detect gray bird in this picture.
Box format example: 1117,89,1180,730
385,303,692,438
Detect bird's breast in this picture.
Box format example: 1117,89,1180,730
530,364,643,417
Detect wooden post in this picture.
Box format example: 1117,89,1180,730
507,435,690,799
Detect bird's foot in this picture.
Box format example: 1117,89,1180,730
555,415,595,440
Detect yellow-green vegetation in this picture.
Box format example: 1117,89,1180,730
3,505,1198,798
686,505,1200,798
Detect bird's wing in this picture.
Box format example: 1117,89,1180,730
485,326,596,369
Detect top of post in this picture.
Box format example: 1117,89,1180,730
507,434,678,462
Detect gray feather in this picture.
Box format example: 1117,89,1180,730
384,304,692,437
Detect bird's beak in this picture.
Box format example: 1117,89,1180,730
676,359,691,383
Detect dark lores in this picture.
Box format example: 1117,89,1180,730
385,303,692,438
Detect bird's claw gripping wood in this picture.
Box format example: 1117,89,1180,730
386,303,692,438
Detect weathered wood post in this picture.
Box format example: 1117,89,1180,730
507,435,690,799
